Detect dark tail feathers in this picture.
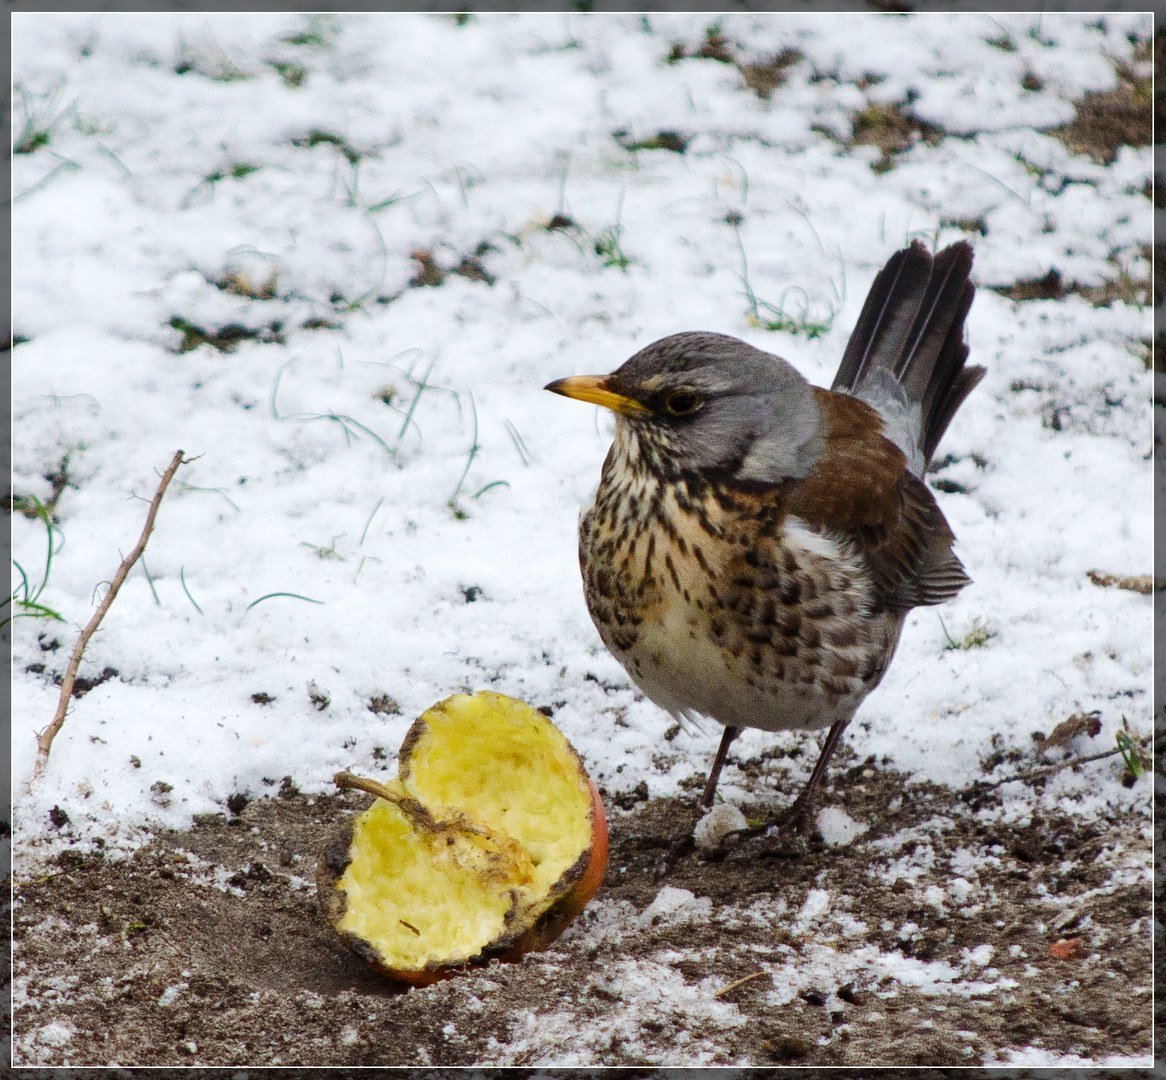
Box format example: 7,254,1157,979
832,240,985,466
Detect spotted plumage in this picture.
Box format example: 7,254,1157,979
548,240,985,832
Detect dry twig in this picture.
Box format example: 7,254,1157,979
33,450,189,780
971,736,1149,794
713,970,771,998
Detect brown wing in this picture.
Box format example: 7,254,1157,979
786,389,971,613
853,470,971,611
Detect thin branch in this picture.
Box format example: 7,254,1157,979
714,970,770,998
968,737,1150,794
33,450,189,780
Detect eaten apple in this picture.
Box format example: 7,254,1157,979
317,691,608,984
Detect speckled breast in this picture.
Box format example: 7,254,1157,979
578,439,903,734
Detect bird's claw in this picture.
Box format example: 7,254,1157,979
716,798,818,853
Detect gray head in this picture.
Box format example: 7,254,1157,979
547,332,825,483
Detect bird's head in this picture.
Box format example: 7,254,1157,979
546,332,825,483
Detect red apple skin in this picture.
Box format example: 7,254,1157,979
323,779,609,986
368,961,453,988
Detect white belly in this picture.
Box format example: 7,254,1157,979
616,594,848,734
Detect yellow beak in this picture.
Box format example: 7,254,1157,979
544,375,650,417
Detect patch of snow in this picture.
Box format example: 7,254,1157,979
157,983,187,1008
949,877,976,904
37,1021,74,1046
793,888,831,934
488,958,746,1065
816,806,869,846
638,886,712,928
964,944,995,967
9,10,1151,865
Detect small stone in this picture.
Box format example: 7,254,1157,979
694,803,747,853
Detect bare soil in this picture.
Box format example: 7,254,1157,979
11,755,1152,1067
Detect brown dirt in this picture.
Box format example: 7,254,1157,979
1047,35,1153,164
990,247,1152,310
11,755,1152,1067
849,101,946,172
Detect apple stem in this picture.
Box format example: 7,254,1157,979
334,771,399,802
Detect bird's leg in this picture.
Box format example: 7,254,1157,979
775,718,851,834
718,718,852,849
700,725,741,808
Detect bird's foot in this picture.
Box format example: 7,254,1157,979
769,795,818,836
717,796,819,855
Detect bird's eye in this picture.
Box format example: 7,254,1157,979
664,390,701,416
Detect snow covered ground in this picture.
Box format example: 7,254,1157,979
10,11,1154,1067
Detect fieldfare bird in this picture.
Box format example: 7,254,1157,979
547,240,984,832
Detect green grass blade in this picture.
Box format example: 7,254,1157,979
246,592,324,610
13,600,65,621
359,497,385,545
12,560,31,603
397,362,434,442
176,481,241,512
504,419,530,466
140,555,161,605
180,566,204,614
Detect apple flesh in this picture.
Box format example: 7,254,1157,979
317,692,608,984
